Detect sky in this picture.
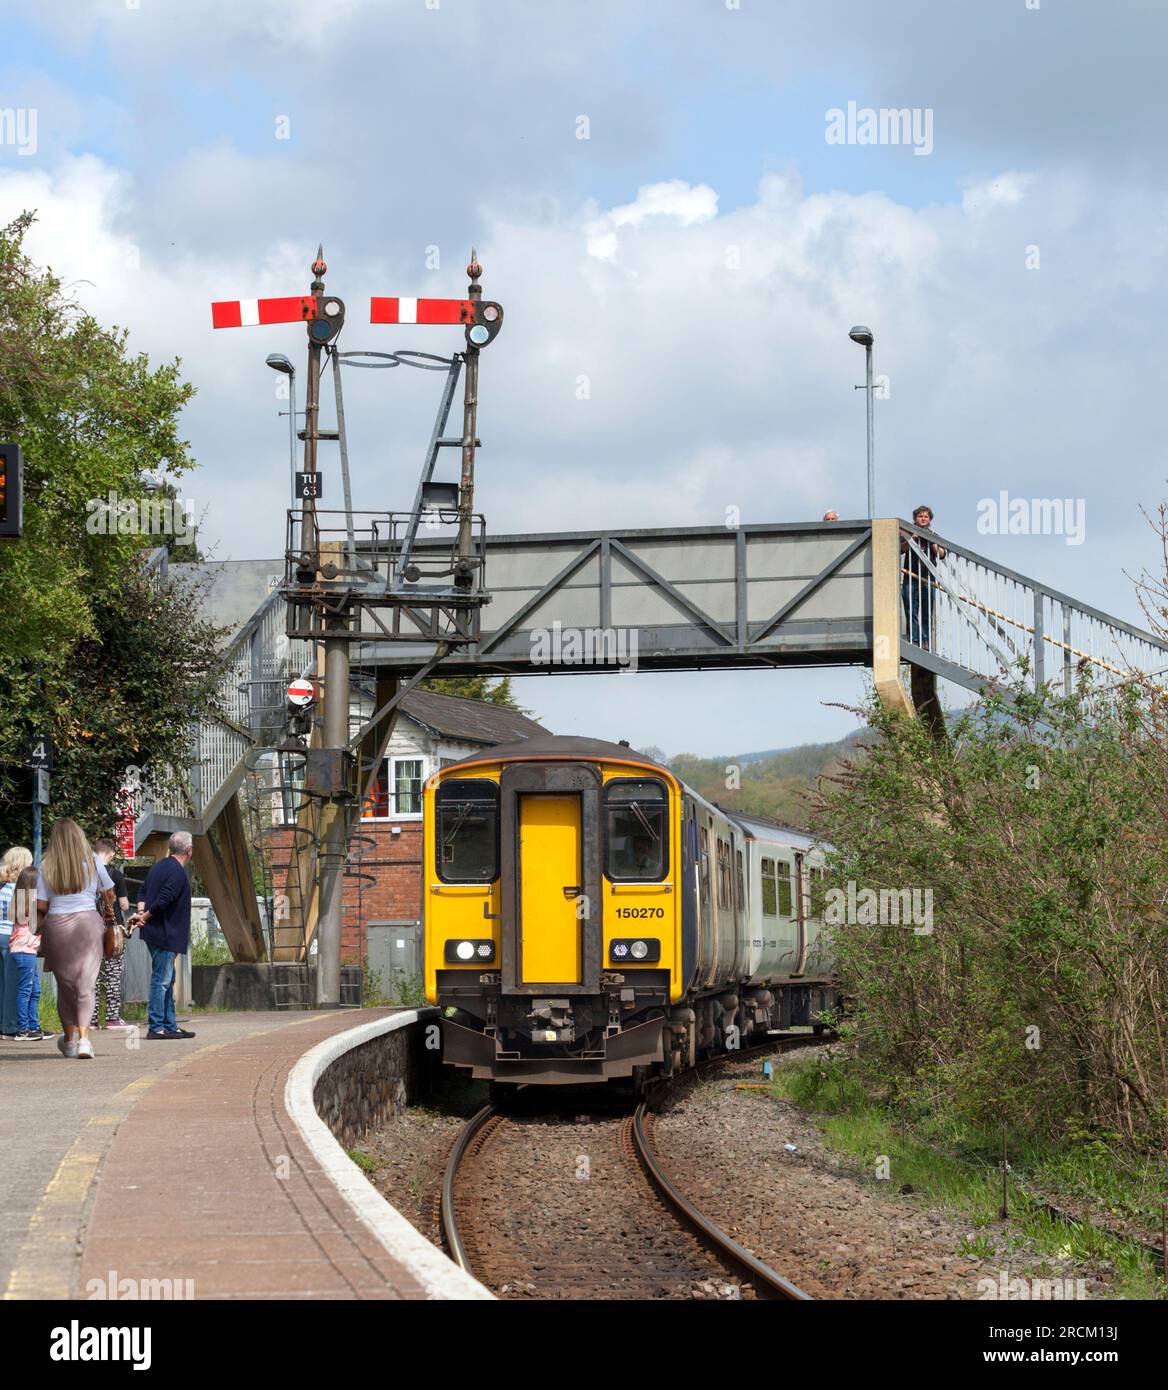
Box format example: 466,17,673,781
2,0,1166,756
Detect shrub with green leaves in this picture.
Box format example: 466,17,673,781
813,678,1168,1155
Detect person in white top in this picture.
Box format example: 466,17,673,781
36,819,115,1059
0,846,34,1040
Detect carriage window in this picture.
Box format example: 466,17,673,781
436,780,499,883
735,849,745,914
777,859,794,917
716,839,732,909
605,779,667,880
761,858,777,917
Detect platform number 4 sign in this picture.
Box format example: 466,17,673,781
27,735,51,769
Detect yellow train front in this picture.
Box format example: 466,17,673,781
425,733,837,1086
423,735,685,1085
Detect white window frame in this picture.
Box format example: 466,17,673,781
363,755,427,821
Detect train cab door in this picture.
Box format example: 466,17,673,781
499,762,602,994
793,850,809,975
518,794,582,984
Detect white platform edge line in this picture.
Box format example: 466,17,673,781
284,1009,494,1301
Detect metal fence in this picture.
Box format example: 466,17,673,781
900,526,1168,696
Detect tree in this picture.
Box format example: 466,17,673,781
419,674,526,710
0,211,221,844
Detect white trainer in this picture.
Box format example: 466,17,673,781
57,1034,79,1059
76,1039,95,1060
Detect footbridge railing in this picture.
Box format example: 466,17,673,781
899,524,1168,698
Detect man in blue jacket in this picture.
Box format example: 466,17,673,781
132,831,196,1041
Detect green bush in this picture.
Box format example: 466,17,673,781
812,678,1168,1155
191,938,233,967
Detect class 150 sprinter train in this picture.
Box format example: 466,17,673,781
423,735,837,1086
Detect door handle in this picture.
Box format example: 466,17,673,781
562,885,583,899
482,901,500,920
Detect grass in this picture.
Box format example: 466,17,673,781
361,964,426,1008
768,1054,1167,1300
39,991,61,1034
346,1148,385,1175
191,939,233,967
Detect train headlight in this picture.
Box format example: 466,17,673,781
609,938,661,964
444,938,496,964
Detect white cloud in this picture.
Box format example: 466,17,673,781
961,172,1035,218
585,179,719,260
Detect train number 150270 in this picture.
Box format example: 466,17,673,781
615,907,665,919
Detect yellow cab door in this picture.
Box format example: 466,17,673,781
518,794,582,984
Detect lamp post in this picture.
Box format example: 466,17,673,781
849,325,875,518
266,353,297,512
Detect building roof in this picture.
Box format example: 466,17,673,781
398,689,547,746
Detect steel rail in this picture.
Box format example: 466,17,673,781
629,1103,810,1300
440,1033,830,1295
440,1102,497,1273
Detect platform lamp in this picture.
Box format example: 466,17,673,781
849,325,875,519
266,352,298,512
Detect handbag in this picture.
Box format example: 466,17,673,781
99,887,125,961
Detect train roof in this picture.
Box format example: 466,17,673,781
722,809,826,851
440,734,671,773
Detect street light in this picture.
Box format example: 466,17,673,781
849,325,875,518
266,353,297,513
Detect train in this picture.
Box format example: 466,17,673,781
423,734,837,1087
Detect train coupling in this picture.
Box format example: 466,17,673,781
526,998,576,1043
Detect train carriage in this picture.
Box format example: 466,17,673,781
423,734,836,1085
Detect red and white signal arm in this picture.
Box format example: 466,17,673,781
370,296,504,347
287,678,316,707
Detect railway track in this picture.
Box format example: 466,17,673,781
440,1034,823,1300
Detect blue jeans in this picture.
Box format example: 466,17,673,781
147,946,177,1034
12,953,40,1032
902,576,934,649
0,940,20,1035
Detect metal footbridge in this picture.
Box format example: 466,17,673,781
132,516,1168,965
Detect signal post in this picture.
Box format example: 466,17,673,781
212,249,504,1005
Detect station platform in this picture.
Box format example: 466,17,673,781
0,1009,475,1301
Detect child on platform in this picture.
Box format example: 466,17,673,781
10,866,44,1041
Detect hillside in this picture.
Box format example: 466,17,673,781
646,729,872,830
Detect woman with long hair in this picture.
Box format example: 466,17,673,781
36,819,115,1059
0,846,34,1040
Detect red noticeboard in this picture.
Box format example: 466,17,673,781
115,788,135,857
